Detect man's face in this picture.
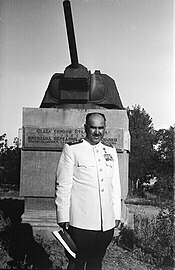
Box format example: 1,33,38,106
85,114,106,145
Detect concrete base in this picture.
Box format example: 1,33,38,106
21,209,58,229
21,197,58,229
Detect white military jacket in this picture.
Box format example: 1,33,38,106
55,139,121,231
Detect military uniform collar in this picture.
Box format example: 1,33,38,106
83,138,102,148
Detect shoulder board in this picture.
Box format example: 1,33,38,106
67,139,83,146
101,141,114,148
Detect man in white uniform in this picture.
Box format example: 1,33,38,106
55,112,121,270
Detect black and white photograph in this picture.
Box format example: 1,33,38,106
0,0,174,269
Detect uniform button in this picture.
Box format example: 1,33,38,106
99,168,102,171
101,178,103,181
98,159,101,162
96,149,99,153
101,189,104,192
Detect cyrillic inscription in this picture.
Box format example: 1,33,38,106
23,127,124,150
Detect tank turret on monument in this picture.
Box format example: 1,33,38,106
40,0,123,109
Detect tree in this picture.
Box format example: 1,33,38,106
150,126,174,200
127,105,156,193
0,134,21,186
127,105,174,200
154,126,174,175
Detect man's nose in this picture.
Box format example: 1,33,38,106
94,128,100,134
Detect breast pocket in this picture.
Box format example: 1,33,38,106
75,160,96,184
78,160,95,168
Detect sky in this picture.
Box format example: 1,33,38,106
0,0,174,145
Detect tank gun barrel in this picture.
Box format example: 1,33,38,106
40,0,124,108
63,0,79,68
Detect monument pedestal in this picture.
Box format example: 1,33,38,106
20,107,130,229
21,210,57,229
21,198,57,229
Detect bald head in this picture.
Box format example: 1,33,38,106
84,113,106,145
85,113,106,125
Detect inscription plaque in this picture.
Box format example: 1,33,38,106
23,127,124,151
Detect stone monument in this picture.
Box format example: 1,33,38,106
20,0,130,229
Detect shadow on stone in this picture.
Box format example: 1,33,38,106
0,199,53,270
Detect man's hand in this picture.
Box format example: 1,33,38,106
115,220,120,228
58,222,69,230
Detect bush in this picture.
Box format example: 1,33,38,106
115,223,136,251
115,203,174,267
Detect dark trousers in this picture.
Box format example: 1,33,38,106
66,226,114,270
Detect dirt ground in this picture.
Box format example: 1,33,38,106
0,212,167,270
0,232,157,270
